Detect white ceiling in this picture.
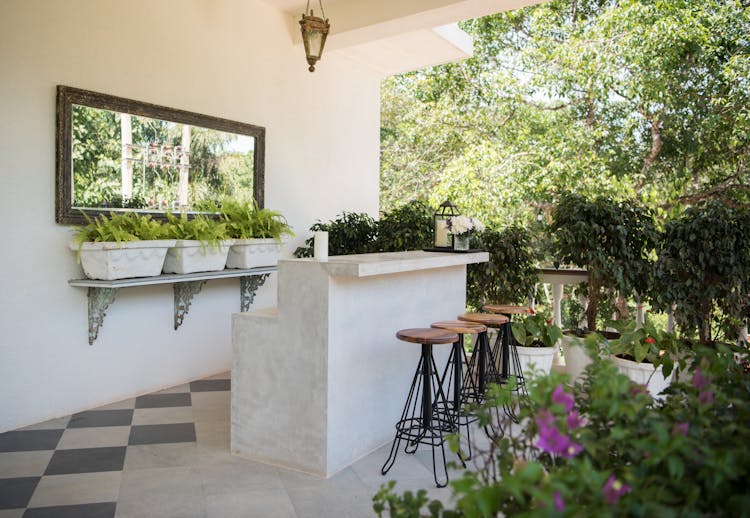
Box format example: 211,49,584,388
260,0,546,76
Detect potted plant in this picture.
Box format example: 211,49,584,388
220,198,294,269
608,318,683,397
70,212,175,280
162,213,232,274
511,313,563,377
446,215,485,251
550,193,658,332
652,201,750,344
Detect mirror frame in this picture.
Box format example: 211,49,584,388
55,85,265,224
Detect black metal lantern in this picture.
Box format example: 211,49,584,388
433,199,460,249
299,0,330,73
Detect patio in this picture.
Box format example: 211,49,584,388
1,370,479,517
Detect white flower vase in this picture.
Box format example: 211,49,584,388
163,240,233,274
70,240,176,280
611,355,672,399
226,238,283,269
561,334,592,383
514,345,555,379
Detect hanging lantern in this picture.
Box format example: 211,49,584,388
433,199,460,249
299,0,330,72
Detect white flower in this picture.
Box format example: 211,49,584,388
446,215,484,236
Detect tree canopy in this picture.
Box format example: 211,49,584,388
380,0,750,225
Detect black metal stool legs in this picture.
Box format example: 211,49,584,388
493,322,529,422
381,344,455,488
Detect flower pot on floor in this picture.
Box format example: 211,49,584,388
71,240,176,280
561,334,591,383
163,240,233,274
226,238,283,269
514,345,555,379
612,355,672,399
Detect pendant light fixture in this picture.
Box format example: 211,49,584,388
299,0,330,72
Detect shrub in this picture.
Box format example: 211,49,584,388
294,211,378,258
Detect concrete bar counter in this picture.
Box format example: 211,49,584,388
231,250,488,477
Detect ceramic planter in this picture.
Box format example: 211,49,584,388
226,238,283,269
561,334,592,383
163,240,233,274
611,355,672,399
515,345,555,378
70,240,176,280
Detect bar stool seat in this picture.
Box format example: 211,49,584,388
382,327,458,488
483,304,534,316
457,312,509,327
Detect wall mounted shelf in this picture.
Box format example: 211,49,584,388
69,267,277,345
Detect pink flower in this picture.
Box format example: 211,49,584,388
693,367,710,390
698,390,714,406
672,422,690,437
629,383,648,397
553,491,565,512
551,384,575,412
567,410,586,430
535,410,583,459
645,337,656,344
602,474,631,505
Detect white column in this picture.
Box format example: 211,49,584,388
552,283,564,327
577,292,589,330
120,114,133,200
666,305,676,333
739,324,748,344
178,125,191,209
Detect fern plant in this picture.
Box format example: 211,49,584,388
164,212,229,251
73,212,168,245
219,198,294,241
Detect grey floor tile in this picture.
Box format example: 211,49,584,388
116,467,206,518
68,410,133,429
352,443,433,484
28,472,121,508
0,451,53,478
194,422,229,450
94,399,136,411
198,461,284,495
44,447,126,476
56,427,130,450
0,430,62,453
189,392,229,409
23,502,116,518
0,476,39,509
0,509,24,517
205,489,295,518
189,380,230,392
155,384,190,395
132,407,194,426
128,423,196,446
123,443,202,471
286,483,375,518
19,417,70,431
135,393,191,409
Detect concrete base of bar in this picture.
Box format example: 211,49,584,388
231,251,488,477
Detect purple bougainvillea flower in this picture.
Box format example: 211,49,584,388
629,383,648,397
698,390,714,406
536,409,556,427
672,422,690,437
551,384,574,412
566,410,586,430
553,491,565,512
602,474,632,505
535,410,583,459
561,441,583,459
693,367,711,390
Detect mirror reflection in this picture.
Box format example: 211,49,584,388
72,106,256,212
56,85,265,224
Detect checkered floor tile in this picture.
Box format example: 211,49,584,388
0,373,229,517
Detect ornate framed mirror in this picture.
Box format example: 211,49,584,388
55,85,265,224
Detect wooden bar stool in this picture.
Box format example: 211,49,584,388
431,320,486,461
381,328,460,488
457,313,508,396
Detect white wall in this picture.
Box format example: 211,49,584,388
0,0,381,432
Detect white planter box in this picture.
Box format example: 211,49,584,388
163,240,233,274
515,345,555,379
561,335,592,383
612,355,672,399
70,240,176,280
226,238,283,269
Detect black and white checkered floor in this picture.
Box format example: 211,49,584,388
0,372,454,518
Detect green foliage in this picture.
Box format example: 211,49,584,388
511,313,563,348
380,0,750,223
374,200,433,252
73,211,167,245
164,213,228,250
652,201,750,343
219,198,294,240
551,192,658,331
374,340,750,517
467,226,539,309
608,318,682,375
294,212,378,258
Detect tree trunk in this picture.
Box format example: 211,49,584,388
587,274,600,331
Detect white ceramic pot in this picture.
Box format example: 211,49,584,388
163,240,233,274
514,345,555,378
70,240,176,280
561,334,592,383
611,355,672,399
226,238,283,269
